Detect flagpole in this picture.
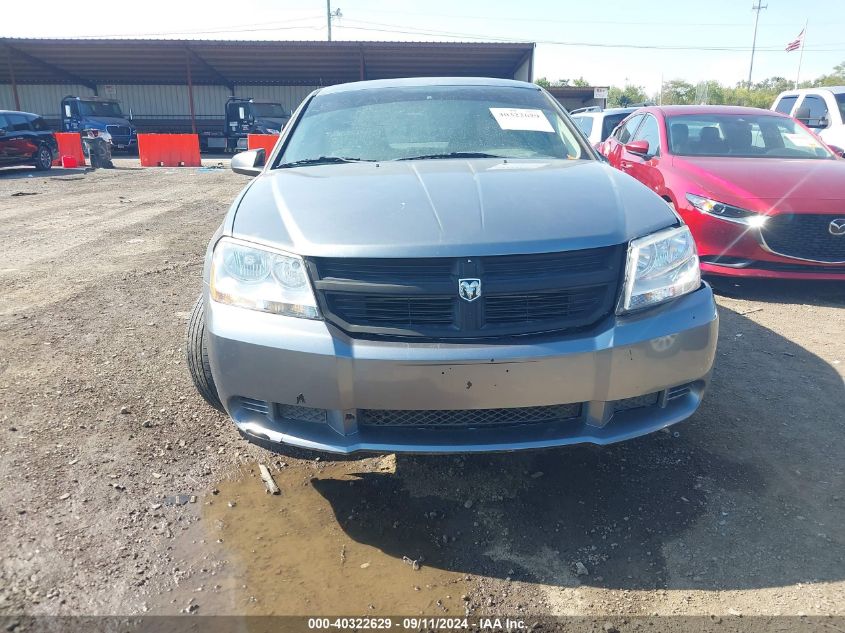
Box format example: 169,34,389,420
795,20,808,89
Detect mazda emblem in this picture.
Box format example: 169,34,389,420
458,278,481,302
829,218,845,236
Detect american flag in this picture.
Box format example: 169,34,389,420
786,28,804,52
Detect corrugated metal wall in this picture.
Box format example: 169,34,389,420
0,83,320,119
0,84,95,117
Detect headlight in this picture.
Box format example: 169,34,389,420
618,225,701,313
209,237,320,319
686,193,768,227
97,129,112,142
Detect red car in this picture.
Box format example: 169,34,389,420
600,105,845,279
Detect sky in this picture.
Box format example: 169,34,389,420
6,0,844,93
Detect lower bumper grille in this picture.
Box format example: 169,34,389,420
761,214,845,263
359,403,582,429
614,392,659,411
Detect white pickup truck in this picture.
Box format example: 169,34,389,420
772,86,845,151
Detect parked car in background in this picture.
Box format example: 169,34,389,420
0,110,58,171
185,77,718,455
571,106,638,147
601,105,845,279
772,86,845,151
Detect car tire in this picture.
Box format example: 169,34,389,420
33,145,53,171
186,295,224,412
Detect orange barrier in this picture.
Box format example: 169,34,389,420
52,133,86,167
247,134,280,155
138,134,201,167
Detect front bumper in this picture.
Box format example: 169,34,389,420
683,209,845,280
206,284,718,454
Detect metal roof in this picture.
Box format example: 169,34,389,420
0,38,535,88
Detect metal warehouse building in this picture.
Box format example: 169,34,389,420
0,38,535,129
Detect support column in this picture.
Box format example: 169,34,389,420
7,47,21,111
185,50,196,134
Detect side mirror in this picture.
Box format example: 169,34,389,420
625,139,651,157
794,106,811,123
828,145,845,158
231,148,265,177
817,115,830,129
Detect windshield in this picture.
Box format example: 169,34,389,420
573,116,593,136
666,113,835,159
277,84,587,166
836,93,845,122
250,103,286,118
78,101,124,118
601,113,630,141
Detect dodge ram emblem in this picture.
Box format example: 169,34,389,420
458,278,481,302
829,218,845,236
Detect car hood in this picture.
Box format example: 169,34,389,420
84,116,135,128
231,159,675,258
255,117,286,128
671,155,845,202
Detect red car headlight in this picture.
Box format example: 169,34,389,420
686,193,768,228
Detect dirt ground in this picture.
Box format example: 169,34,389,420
0,160,843,622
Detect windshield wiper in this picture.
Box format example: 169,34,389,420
277,156,375,168
396,152,505,161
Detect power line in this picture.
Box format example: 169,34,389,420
71,16,325,39
335,20,845,52
339,7,839,28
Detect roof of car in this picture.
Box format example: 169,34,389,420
0,110,39,117
646,104,787,117
777,86,845,95
317,76,542,95
572,107,637,117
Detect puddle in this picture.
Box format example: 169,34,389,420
190,458,468,615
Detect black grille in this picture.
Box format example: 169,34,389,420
484,287,606,324
106,125,131,137
309,246,624,340
761,214,845,263
359,403,582,429
325,294,454,327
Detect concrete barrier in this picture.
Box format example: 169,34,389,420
52,133,86,167
247,134,280,155
138,134,201,167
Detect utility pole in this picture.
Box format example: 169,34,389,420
327,0,332,41
326,1,342,41
747,1,767,86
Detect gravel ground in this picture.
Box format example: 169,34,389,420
0,160,843,620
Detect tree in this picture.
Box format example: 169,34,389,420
572,77,590,87
607,84,648,107
661,79,696,105
813,60,845,87
534,77,573,88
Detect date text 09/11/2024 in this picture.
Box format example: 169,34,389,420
307,617,527,630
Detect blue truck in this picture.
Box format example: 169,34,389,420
61,95,137,152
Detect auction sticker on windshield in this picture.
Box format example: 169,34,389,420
489,108,555,133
